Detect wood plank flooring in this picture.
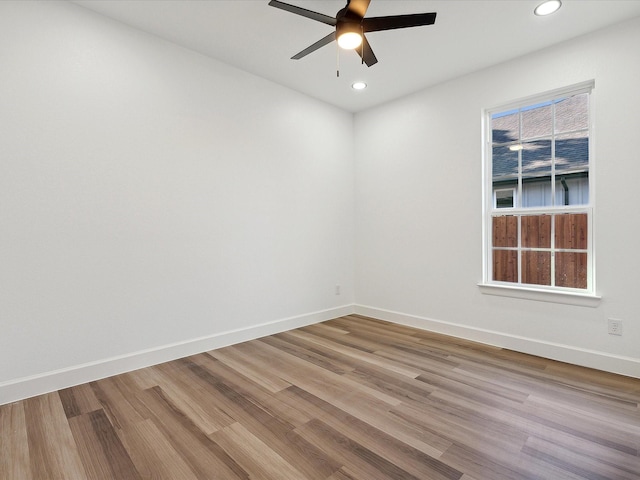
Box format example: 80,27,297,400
2,315,639,479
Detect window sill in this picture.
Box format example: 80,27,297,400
478,283,601,307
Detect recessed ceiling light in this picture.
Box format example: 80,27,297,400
534,0,562,16
352,81,367,90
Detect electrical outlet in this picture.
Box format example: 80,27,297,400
335,284,341,295
608,318,623,336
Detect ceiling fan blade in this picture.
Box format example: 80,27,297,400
268,0,337,26
346,0,371,19
356,34,378,67
362,12,437,32
291,32,336,60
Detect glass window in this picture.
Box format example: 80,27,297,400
484,83,594,294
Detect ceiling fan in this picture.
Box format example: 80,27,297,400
268,0,437,67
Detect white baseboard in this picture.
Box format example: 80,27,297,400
4,303,637,405
0,305,354,405
354,305,640,379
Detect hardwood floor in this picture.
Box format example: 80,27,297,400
2,315,639,479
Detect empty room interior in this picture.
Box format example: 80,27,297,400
1,1,639,479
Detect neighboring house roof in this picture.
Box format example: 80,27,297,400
492,94,589,182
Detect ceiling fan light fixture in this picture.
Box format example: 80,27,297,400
352,81,367,90
534,0,562,16
337,31,362,50
336,22,363,50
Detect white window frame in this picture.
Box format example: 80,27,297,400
479,81,600,307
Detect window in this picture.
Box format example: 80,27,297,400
482,82,595,297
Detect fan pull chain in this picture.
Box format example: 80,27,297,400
336,44,340,77
361,25,365,65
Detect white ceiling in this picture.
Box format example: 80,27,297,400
72,0,640,112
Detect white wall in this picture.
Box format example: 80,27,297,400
0,1,354,402
354,16,640,377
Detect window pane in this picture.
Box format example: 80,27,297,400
492,215,517,247
522,140,552,177
555,213,588,250
556,132,588,173
521,251,551,286
493,249,518,282
522,140,552,207
492,145,518,184
492,111,519,144
555,94,588,133
555,175,588,206
521,215,551,248
522,103,552,139
556,125,589,206
556,252,587,288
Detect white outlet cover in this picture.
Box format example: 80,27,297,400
608,318,623,336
